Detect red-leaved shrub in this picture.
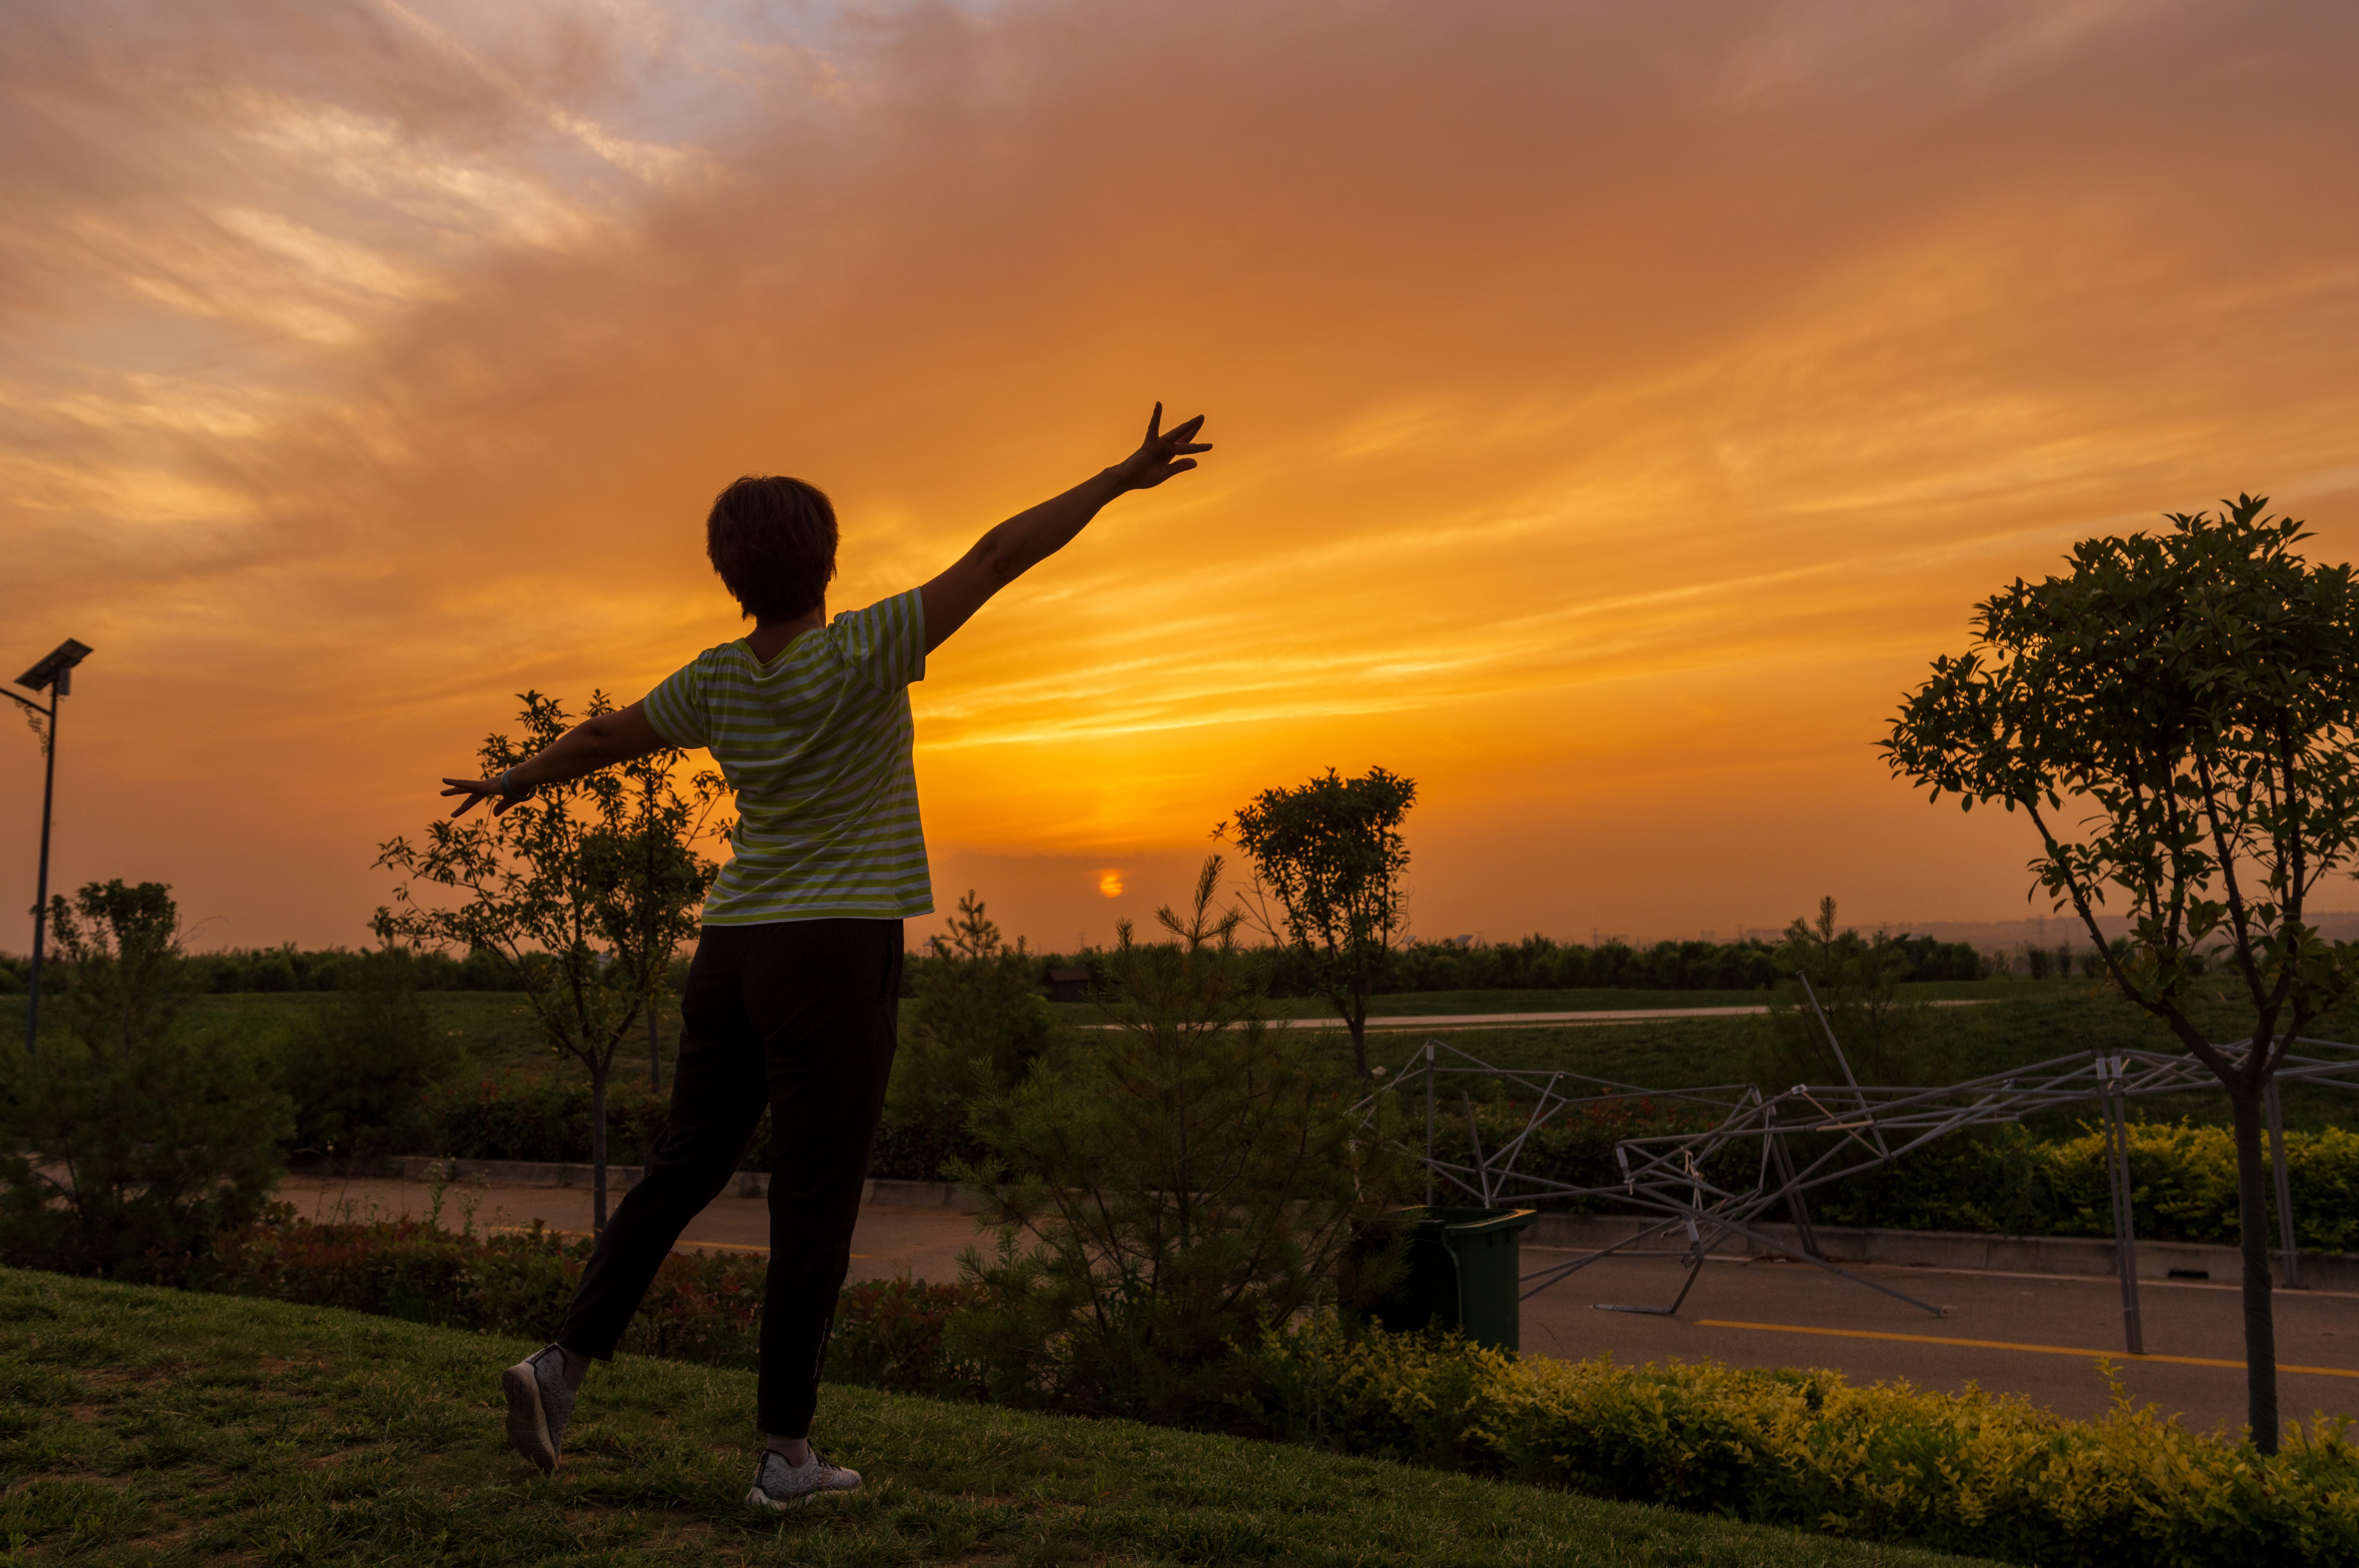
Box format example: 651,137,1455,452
205,1207,966,1385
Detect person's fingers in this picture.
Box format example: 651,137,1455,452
1144,401,1163,445
1167,413,1206,441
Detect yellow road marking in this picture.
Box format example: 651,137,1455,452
1694,1319,2359,1379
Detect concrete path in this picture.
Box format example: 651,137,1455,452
277,1171,2355,1436
276,1169,976,1286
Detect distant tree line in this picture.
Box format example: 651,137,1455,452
1000,928,1991,1000
0,946,691,996
9,930,1996,1000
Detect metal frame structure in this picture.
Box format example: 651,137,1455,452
1394,987,2357,1351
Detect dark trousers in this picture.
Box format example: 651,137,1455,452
557,918,903,1439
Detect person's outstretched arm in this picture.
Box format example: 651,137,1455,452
440,700,667,818
920,403,1209,654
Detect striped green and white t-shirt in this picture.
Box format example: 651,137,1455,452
643,588,933,924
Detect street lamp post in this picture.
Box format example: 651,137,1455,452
7,639,93,1052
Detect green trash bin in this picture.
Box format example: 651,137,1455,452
1359,1206,1539,1352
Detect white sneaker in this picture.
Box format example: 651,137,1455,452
502,1344,577,1475
745,1447,862,1509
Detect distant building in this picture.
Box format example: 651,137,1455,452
1045,966,1091,1003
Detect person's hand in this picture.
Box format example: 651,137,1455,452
441,774,532,818
1108,403,1210,493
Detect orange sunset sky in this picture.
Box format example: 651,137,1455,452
5,0,2359,955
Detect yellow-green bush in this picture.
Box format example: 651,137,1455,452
1812,1120,2359,1250
1240,1317,2359,1566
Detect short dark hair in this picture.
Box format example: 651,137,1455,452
705,475,838,622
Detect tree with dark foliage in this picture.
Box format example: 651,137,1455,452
1884,495,2359,1453
1223,766,1416,1078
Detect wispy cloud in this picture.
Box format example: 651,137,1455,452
3,0,2357,949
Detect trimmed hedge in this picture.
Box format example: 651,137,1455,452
1240,1316,2359,1566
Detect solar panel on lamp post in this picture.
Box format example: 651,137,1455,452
6,639,93,1053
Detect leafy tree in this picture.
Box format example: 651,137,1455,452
1883,495,2359,1452
376,692,723,1232
0,881,289,1281
40,879,192,1056
1223,766,1416,1077
948,855,1404,1423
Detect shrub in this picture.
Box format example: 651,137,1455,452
1415,1094,2359,1250
1814,1119,2359,1251
0,881,291,1283
948,856,1407,1423
280,943,464,1161
207,1205,765,1365
39,879,194,1056
1238,1316,2359,1566
867,1104,987,1181
412,1070,673,1166
829,1277,984,1399
890,892,1060,1123
1755,897,1954,1092
0,1030,292,1284
205,1206,967,1388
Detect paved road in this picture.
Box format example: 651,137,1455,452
280,1171,2355,1437
1519,1245,2357,1437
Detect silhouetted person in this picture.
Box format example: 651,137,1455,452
440,405,1210,1508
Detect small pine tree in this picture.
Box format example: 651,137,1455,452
947,855,1405,1423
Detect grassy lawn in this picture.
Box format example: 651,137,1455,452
9,980,2352,1132
0,1269,1994,1568
0,991,683,1089
1349,986,2359,1135
1050,978,2041,1027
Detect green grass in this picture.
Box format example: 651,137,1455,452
1051,978,2034,1028
0,1268,1993,1568
0,990,683,1088
11,978,2353,1131
1345,985,2359,1135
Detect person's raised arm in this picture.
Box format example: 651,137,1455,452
919,403,1209,655
440,699,669,817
